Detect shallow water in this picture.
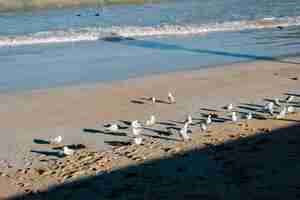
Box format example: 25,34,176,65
0,0,300,93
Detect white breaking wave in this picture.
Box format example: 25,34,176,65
1,16,300,47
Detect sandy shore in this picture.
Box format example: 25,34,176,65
0,57,300,198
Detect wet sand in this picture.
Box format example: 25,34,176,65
0,57,300,198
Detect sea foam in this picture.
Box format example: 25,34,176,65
1,16,300,47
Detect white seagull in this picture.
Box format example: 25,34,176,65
50,136,63,144
246,112,253,120
146,115,156,126
287,105,295,113
131,120,142,129
206,115,212,125
134,137,143,145
179,122,190,141
276,106,287,119
186,115,193,125
63,146,75,156
151,97,156,104
286,95,294,103
132,127,142,136
168,92,176,104
201,123,207,132
264,102,274,115
226,104,233,111
231,111,238,122
105,124,119,132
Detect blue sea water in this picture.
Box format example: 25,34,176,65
0,0,300,93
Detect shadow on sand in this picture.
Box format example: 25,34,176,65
83,128,127,137
8,122,300,199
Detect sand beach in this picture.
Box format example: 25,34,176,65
0,56,299,199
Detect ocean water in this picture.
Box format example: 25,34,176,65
0,0,300,93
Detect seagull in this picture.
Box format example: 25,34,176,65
274,98,281,107
134,137,143,145
50,136,62,144
146,115,156,126
201,123,207,132
63,146,75,156
264,102,274,115
105,124,119,132
206,115,212,125
168,92,176,104
186,115,193,125
287,105,295,113
246,111,253,120
276,106,287,119
226,104,233,111
286,95,294,103
179,122,190,141
231,111,238,122
151,97,156,104
132,127,142,136
131,120,142,129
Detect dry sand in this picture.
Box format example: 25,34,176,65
0,57,300,199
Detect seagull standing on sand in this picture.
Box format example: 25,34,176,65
63,146,75,156
246,111,253,120
132,120,142,129
201,123,207,132
50,136,62,144
146,115,156,126
168,92,176,104
276,106,287,119
131,120,143,145
105,124,119,132
286,95,294,103
151,97,156,104
206,115,212,125
231,111,238,122
186,115,193,125
264,102,274,115
226,104,233,111
179,122,190,141
134,137,143,145
287,105,295,113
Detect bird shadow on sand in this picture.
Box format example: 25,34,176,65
130,100,145,104
194,115,229,123
241,103,264,109
52,144,86,151
119,120,132,126
157,121,177,127
33,139,50,145
168,120,185,125
103,124,128,130
30,150,64,158
143,127,173,137
284,93,300,97
263,98,287,104
140,97,169,104
105,141,132,147
141,133,180,142
199,108,221,112
272,118,300,123
83,128,127,137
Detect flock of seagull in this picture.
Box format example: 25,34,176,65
48,92,298,156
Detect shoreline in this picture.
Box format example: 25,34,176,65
1,53,299,97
